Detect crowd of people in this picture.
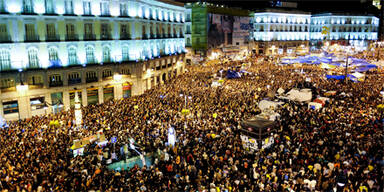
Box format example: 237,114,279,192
0,53,383,192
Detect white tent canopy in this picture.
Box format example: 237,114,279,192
284,89,312,102
258,100,284,111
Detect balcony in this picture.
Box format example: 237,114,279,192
22,8,36,15
100,12,111,17
150,34,156,39
86,76,98,83
68,78,81,85
25,35,40,42
120,33,131,40
120,11,129,17
186,31,191,34
84,34,96,40
0,35,12,43
185,18,191,22
45,35,60,42
100,34,112,40
179,34,184,38
142,34,149,40
66,34,79,41
49,81,63,87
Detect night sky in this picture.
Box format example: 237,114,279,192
176,0,380,15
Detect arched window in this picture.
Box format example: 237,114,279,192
102,46,111,63
0,49,11,71
85,46,95,64
48,47,58,61
68,47,77,65
28,48,39,68
122,45,129,61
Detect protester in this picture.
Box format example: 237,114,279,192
0,53,383,192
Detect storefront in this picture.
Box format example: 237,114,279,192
104,85,114,101
123,82,132,98
87,87,98,105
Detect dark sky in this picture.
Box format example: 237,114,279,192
176,0,380,15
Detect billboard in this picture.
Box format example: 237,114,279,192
208,13,251,48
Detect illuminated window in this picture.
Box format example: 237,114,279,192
0,49,11,71
48,47,59,61
100,24,110,39
85,46,95,64
46,23,56,40
0,78,14,89
0,0,5,12
122,45,129,61
45,0,55,14
83,1,91,15
102,46,111,63
68,47,77,65
28,48,39,68
100,1,110,16
28,75,43,85
23,0,34,13
25,24,37,41
65,0,74,14
120,3,128,16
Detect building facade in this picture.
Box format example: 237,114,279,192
252,9,379,55
252,10,312,55
0,0,186,120
310,13,379,50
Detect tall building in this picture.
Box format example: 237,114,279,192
251,9,379,55
0,0,186,120
184,2,252,63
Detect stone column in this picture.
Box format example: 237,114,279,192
82,88,88,107
98,86,104,104
63,91,70,111
18,96,31,120
114,83,123,100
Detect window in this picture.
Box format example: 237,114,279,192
68,72,81,85
0,78,14,89
85,46,95,64
49,74,62,85
68,47,77,65
0,0,5,12
28,48,39,68
48,47,58,62
84,23,94,39
101,24,110,39
45,0,54,14
3,101,18,114
102,46,111,62
66,23,76,40
23,0,33,13
25,24,36,41
0,24,8,42
65,0,74,14
86,71,97,83
83,1,91,15
120,3,128,16
100,1,110,16
46,23,56,39
122,46,129,61
120,23,130,38
0,49,11,71
28,75,43,85
121,68,130,75
102,69,112,78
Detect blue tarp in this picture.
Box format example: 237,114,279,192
226,70,241,79
326,75,345,80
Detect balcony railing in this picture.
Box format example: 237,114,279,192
150,34,156,39
84,34,96,40
22,7,35,14
86,77,98,83
100,11,110,17
100,34,112,40
0,35,12,43
142,34,149,39
45,35,60,42
66,34,79,41
68,78,81,85
49,81,63,87
186,30,191,34
120,33,131,40
25,35,40,42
